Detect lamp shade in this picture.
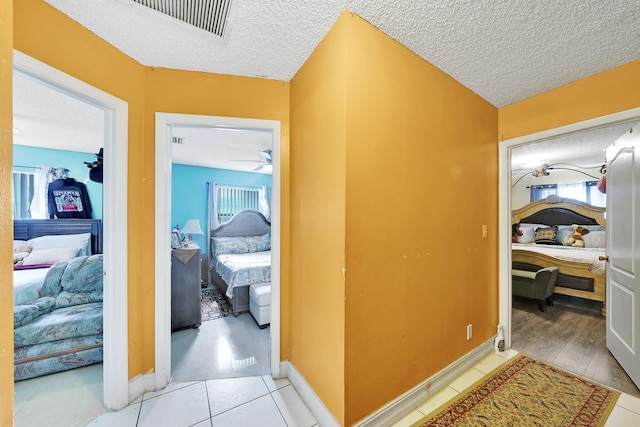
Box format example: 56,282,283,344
181,219,204,235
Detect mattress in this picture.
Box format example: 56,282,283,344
512,243,606,275
214,250,271,299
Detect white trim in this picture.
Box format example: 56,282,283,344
498,107,640,349
13,50,129,410
354,339,494,427
283,361,341,427
154,113,282,390
128,373,157,404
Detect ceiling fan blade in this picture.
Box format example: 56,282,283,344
260,150,272,162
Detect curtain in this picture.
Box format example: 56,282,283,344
30,166,67,219
13,171,35,219
259,185,271,221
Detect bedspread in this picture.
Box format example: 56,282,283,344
512,243,606,275
214,250,271,299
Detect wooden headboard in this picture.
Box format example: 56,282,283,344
512,195,606,227
14,219,103,254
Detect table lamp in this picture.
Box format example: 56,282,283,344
181,219,204,245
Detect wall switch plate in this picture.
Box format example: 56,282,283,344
482,225,488,238
467,324,472,340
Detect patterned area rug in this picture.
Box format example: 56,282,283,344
413,354,620,427
200,288,233,322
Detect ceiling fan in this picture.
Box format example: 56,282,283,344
230,149,272,171
511,162,606,187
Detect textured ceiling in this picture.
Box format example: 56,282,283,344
14,1,640,172
44,0,640,107
510,120,638,176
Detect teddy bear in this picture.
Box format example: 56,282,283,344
565,224,590,247
511,222,523,243
13,244,33,265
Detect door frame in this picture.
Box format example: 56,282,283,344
154,112,282,388
498,107,640,348
13,51,130,410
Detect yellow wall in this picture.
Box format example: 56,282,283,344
290,11,498,425
289,13,349,425
499,59,640,140
1,0,14,423
12,0,291,384
342,14,498,424
143,68,291,356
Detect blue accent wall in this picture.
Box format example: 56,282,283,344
171,163,272,254
13,145,103,220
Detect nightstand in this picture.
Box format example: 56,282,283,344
171,243,201,331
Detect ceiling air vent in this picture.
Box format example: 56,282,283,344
132,0,234,38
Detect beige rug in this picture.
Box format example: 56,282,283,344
413,354,620,427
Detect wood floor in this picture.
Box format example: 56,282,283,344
511,293,640,397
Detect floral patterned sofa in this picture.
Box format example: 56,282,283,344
14,254,103,381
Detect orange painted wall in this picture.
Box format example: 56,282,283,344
0,0,14,423
499,59,640,140
342,14,498,424
12,0,291,382
14,0,150,377
289,13,349,425
144,68,291,357
290,11,498,425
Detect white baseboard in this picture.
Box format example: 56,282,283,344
128,372,158,404
281,361,341,427
354,339,494,427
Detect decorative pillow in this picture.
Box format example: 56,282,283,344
556,225,575,245
517,227,536,244
534,226,559,245
583,231,606,248
212,234,271,255
22,247,80,266
13,251,31,265
27,233,92,257
584,225,606,232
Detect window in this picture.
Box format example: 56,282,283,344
217,184,262,224
13,169,36,218
530,181,605,207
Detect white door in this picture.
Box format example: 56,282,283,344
606,123,640,388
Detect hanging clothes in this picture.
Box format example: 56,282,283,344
47,178,93,219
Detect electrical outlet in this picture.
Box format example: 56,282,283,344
467,324,472,340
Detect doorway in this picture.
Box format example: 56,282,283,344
12,51,129,410
499,107,640,392
154,113,282,388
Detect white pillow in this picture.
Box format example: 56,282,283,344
27,233,92,256
583,231,606,248
22,247,80,266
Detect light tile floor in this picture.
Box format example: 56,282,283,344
89,374,318,427
392,349,640,427
14,338,640,426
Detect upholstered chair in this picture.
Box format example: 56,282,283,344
512,267,559,312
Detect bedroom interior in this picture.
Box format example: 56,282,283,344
510,121,640,396
11,68,109,421
168,124,274,382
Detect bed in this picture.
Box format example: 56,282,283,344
511,195,607,313
208,210,271,316
12,218,104,380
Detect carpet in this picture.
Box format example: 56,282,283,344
200,288,233,322
413,354,620,427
